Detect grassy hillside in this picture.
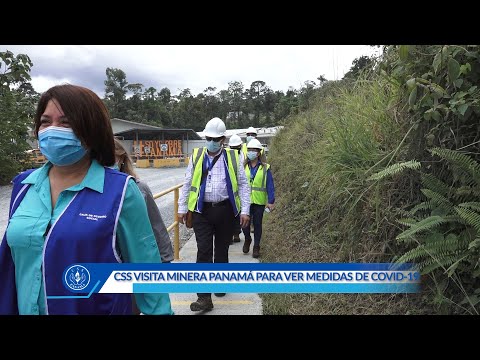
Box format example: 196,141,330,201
261,45,480,315
260,77,433,314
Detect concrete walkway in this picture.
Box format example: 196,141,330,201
170,231,263,315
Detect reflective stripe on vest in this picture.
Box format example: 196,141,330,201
245,162,270,205
187,148,241,214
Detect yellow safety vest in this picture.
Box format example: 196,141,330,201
245,162,270,205
241,143,248,159
187,147,241,214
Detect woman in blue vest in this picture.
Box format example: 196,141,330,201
242,138,275,258
0,84,173,315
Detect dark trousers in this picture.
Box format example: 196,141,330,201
193,202,235,298
233,214,241,236
242,204,265,247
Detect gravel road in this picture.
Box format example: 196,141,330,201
0,166,194,250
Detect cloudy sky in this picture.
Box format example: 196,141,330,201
1,45,379,97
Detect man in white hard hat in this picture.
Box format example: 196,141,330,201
177,117,251,312
243,126,267,163
227,134,245,244
242,138,275,258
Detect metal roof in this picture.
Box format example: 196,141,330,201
111,118,163,130
114,128,202,140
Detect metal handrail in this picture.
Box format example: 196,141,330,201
153,183,183,260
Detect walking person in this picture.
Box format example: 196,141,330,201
0,84,173,315
243,126,267,163
177,117,250,312
242,139,275,258
113,139,174,315
227,134,244,244
113,138,174,264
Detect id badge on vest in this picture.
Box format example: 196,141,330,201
206,174,213,193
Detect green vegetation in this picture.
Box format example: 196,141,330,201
0,50,323,184
262,45,480,315
0,51,39,185
101,67,319,130
3,45,479,314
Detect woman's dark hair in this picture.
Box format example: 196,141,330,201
34,84,115,166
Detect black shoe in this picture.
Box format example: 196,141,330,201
214,293,226,297
190,297,214,311
243,238,252,254
252,245,260,258
233,234,241,243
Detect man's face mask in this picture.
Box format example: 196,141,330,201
206,137,222,152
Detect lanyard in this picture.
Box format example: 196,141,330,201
201,152,221,185
204,153,221,181
206,155,217,173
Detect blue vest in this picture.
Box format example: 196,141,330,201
0,168,132,315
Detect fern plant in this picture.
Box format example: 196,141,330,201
394,149,480,274
369,147,480,313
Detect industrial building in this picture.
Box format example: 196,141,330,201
27,118,283,168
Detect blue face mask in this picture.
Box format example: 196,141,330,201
206,140,222,153
247,151,258,161
246,136,255,143
38,126,87,166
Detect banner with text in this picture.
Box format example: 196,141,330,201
51,263,421,299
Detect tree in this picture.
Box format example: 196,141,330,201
274,88,298,121
226,81,245,127
298,80,316,111
0,50,39,184
343,55,375,79
104,68,129,118
317,74,328,86
247,80,268,127
158,87,171,105
202,87,221,121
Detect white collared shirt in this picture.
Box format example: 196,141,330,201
178,149,250,215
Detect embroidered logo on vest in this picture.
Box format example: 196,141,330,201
64,265,91,291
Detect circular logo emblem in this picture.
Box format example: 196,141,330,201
64,265,91,291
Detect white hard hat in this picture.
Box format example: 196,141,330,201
247,138,263,150
203,117,226,138
246,126,257,135
228,134,243,147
